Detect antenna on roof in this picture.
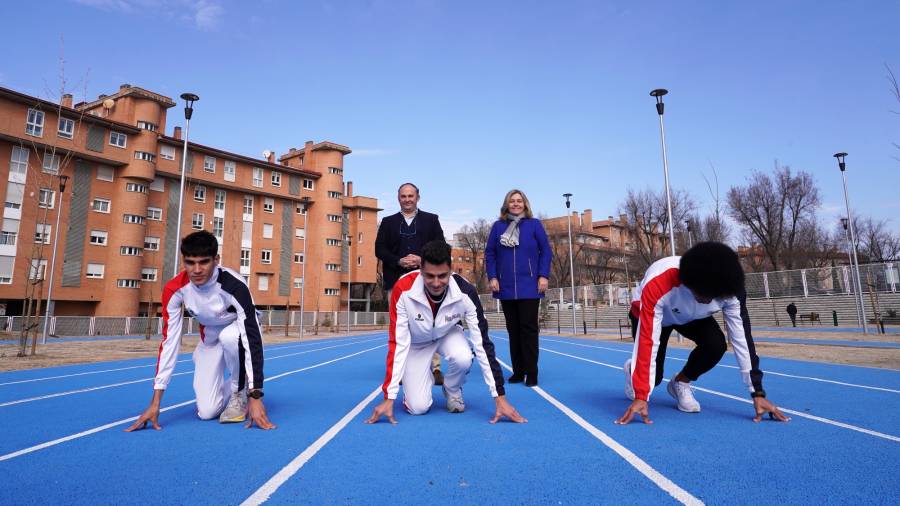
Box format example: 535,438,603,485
262,150,272,161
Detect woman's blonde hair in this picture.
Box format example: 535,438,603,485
499,189,533,220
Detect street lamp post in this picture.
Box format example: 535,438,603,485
172,92,199,277
834,153,868,334
651,89,676,256
40,174,69,344
841,218,864,327
299,197,310,340
563,193,577,335
346,237,352,334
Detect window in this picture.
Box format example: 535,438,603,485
263,223,273,239
137,121,158,132
26,108,44,137
252,168,263,187
203,156,216,173
86,263,105,279
109,131,127,148
293,253,303,263
358,209,364,220
327,191,341,199
34,223,51,244
38,189,56,209
4,183,24,211
295,228,305,239
303,179,314,190
240,249,251,267
328,167,343,175
146,207,162,221
214,190,226,210
123,214,145,224
97,166,114,181
258,274,269,291
192,213,204,230
134,151,156,162
29,259,48,280
43,152,60,174
293,277,303,288
0,226,17,246
10,146,29,176
271,171,281,187
263,197,274,213
326,238,341,246
358,232,363,244
224,161,236,182
141,268,158,282
144,236,160,251
327,214,342,222
324,288,339,296
89,230,108,246
242,275,249,284
117,279,141,289
358,256,362,266
120,246,143,256
58,118,75,139
92,198,111,213
150,177,165,191
126,183,147,193
194,185,206,202
213,217,224,238
326,263,340,271
160,145,176,160
261,249,272,264
243,196,253,216
296,202,307,215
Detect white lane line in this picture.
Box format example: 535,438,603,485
539,337,900,394
241,387,382,505
0,338,386,407
527,342,900,444
0,333,385,387
494,357,702,506
0,344,385,462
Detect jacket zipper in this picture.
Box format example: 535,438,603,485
528,259,533,277
513,246,518,299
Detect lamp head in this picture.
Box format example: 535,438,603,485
563,193,573,209
180,93,199,120
650,89,668,115
58,174,69,192
833,152,847,172
840,217,848,230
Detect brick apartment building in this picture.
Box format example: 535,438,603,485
0,83,379,317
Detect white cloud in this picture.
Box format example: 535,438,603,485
72,0,224,31
193,0,224,30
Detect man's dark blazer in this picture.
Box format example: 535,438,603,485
375,210,445,290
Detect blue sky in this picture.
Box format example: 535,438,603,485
4,1,899,237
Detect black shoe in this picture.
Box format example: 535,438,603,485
525,374,538,387
508,373,524,384
433,369,444,386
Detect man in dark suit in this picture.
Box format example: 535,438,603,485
376,182,446,384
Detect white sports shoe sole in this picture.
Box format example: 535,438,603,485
667,379,701,413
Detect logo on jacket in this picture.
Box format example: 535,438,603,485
186,308,197,318
445,313,461,322
673,308,680,314
414,313,425,322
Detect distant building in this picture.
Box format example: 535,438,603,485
0,83,379,316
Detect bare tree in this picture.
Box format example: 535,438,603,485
618,187,696,268
581,248,620,285
856,217,900,262
696,163,732,244
454,218,492,292
888,64,900,159
726,162,821,270
544,223,587,288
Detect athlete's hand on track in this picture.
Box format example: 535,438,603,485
246,398,276,430
364,399,397,424
615,399,653,425
491,396,527,424
752,397,791,423
490,278,500,292
125,404,162,432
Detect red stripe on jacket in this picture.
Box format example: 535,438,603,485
633,268,680,401
382,271,419,398
156,271,190,376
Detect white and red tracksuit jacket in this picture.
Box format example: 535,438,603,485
381,271,506,400
154,266,265,391
629,256,764,401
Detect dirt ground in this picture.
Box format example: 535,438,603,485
1,328,898,373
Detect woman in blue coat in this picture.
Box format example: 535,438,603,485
485,189,552,386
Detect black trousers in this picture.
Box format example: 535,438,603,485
501,299,541,377
631,316,727,386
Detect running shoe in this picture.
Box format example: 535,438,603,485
219,389,248,423
667,376,701,413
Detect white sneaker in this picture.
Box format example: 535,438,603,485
666,377,701,413
442,385,465,413
623,359,635,401
219,389,248,423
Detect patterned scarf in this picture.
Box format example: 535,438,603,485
500,214,523,247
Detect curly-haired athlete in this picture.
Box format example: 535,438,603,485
617,242,790,425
